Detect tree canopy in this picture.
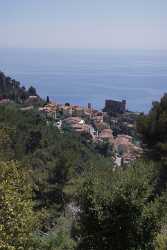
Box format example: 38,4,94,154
1,74,167,249
76,161,166,250
0,161,36,250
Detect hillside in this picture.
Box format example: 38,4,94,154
0,71,38,103
0,73,167,249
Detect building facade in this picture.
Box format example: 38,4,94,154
104,99,126,114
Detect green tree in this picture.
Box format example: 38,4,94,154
154,233,167,250
32,217,76,250
137,93,167,193
0,161,36,250
28,86,37,96
46,96,50,103
77,161,165,250
0,127,14,160
137,94,167,160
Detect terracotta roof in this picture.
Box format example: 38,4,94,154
63,117,83,124
114,135,133,145
99,129,113,139
114,134,143,158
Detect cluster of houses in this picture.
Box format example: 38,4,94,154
0,94,142,166
38,102,101,137
113,134,143,166
0,70,143,167
38,100,143,166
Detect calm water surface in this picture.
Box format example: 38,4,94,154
0,48,167,112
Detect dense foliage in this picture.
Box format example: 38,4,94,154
0,71,37,102
1,77,167,249
137,93,167,193
137,94,167,160
76,161,167,250
0,105,102,225
0,161,35,249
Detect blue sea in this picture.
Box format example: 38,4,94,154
0,48,167,112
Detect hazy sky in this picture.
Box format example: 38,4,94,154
0,0,167,49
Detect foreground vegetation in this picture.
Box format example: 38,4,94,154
1,75,167,249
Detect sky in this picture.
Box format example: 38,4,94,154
0,0,167,49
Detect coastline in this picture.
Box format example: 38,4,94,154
0,48,167,113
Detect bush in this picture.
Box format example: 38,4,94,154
77,161,165,250
0,161,36,249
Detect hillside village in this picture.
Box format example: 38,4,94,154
0,94,143,166
37,98,143,166
1,72,167,249
0,71,143,166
